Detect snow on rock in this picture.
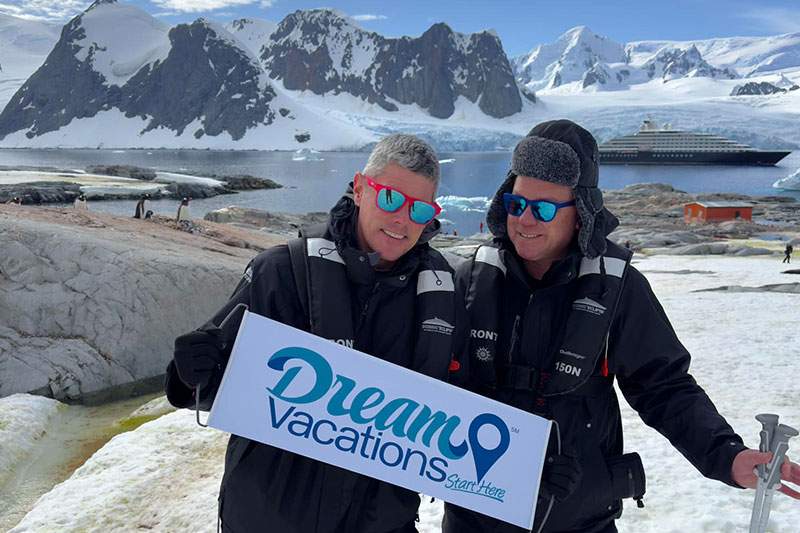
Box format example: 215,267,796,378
0,394,62,486
224,18,277,56
155,172,226,188
9,410,227,532
73,1,171,87
773,167,800,191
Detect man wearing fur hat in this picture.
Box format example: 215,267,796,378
443,119,799,532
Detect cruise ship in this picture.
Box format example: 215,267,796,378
598,120,791,166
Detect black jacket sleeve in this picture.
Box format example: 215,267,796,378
448,259,471,388
165,245,307,410
610,267,746,487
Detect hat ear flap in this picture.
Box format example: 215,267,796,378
486,171,516,239
576,188,615,259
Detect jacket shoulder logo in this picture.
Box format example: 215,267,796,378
422,317,454,336
572,297,606,316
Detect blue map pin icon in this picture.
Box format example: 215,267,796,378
468,413,511,482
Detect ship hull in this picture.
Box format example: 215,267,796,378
599,150,791,166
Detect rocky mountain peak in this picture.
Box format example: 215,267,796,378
262,9,521,119
644,44,738,81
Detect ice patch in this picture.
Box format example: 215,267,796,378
773,167,800,190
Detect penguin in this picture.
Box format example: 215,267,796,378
134,193,151,219
74,194,88,210
176,197,190,223
7,196,22,205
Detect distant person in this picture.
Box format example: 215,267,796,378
625,240,632,250
176,197,190,223
453,229,458,236
74,194,88,210
480,221,484,233
134,193,151,219
784,244,793,264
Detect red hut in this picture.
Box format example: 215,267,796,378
684,202,753,223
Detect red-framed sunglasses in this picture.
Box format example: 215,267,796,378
357,173,442,225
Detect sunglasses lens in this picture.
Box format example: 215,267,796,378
532,201,558,222
376,187,405,213
503,194,526,217
410,201,436,224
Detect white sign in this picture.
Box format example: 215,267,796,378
207,311,551,529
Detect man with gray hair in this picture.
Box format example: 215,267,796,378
166,134,468,532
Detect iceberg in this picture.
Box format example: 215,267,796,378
292,148,324,161
773,167,800,190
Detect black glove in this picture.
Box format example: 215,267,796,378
173,328,225,389
540,453,582,502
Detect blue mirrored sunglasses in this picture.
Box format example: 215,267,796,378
502,193,575,222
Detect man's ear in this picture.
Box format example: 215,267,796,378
353,173,363,207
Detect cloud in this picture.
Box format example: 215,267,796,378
149,0,272,13
0,0,90,21
351,14,387,22
738,7,800,34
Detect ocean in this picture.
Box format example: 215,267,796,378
1,148,798,234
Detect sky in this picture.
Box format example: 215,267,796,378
1,0,800,56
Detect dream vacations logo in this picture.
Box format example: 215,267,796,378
264,346,512,500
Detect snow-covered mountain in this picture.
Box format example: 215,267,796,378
627,32,800,77
640,45,738,82
513,26,627,91
0,2,798,151
261,9,521,119
0,13,60,108
0,0,371,149
514,27,741,92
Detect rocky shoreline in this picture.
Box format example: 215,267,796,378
0,164,281,204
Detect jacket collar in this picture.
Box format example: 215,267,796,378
498,238,581,290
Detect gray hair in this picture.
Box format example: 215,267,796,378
363,134,440,185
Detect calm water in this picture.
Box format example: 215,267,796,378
2,148,798,234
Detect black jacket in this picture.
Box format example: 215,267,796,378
166,193,467,533
444,241,746,533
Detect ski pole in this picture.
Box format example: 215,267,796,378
749,417,798,533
